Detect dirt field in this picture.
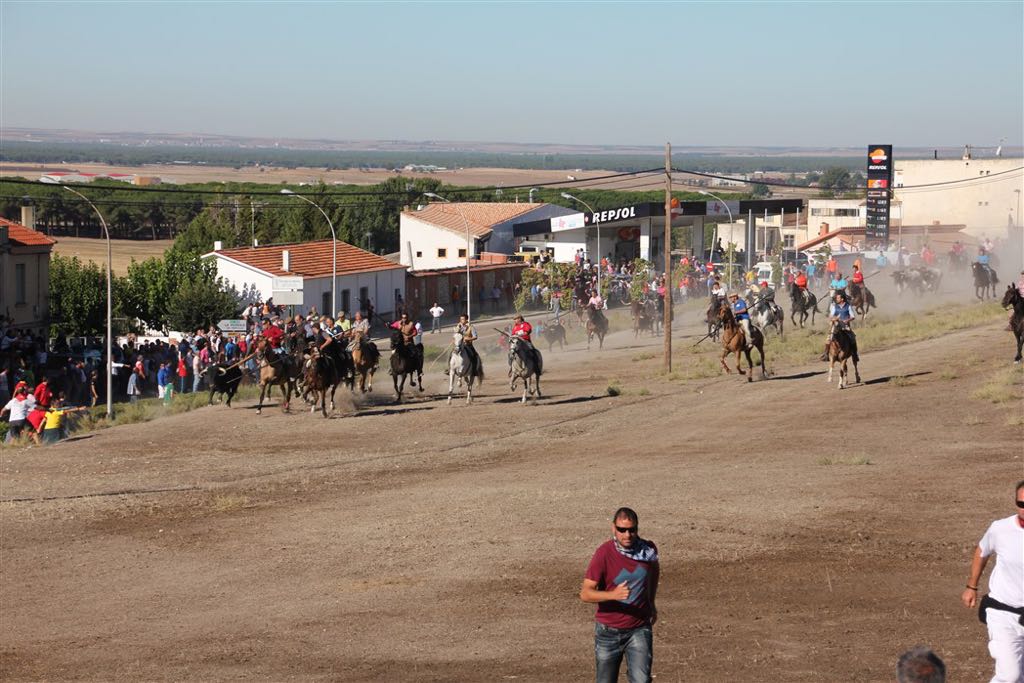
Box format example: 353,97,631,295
52,237,174,275
1,283,1022,681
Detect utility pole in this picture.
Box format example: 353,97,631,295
663,142,672,372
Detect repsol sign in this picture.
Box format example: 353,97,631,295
587,205,639,224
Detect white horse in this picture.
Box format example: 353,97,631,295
447,332,483,404
748,292,784,339
508,336,542,404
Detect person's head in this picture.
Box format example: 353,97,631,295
459,314,468,323
513,314,523,323
729,293,739,302
1016,480,1024,522
896,646,946,683
853,264,860,271
337,310,347,320
835,291,847,303
611,508,640,549
400,312,409,322
262,319,271,328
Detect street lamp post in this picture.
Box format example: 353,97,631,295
1015,189,1022,228
423,192,473,321
281,190,336,316
699,190,735,289
560,193,602,293
43,182,114,419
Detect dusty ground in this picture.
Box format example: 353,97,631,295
53,237,174,275
1,281,1022,681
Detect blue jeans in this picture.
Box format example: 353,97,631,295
432,317,441,333
594,623,652,683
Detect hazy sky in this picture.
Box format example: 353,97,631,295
2,1,1022,147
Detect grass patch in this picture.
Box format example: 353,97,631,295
971,367,1023,404
940,368,959,380
818,456,873,466
637,387,651,396
890,375,917,387
1006,413,1024,427
632,352,655,362
962,414,986,426
211,494,249,513
606,382,622,397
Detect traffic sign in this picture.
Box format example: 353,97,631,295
217,319,248,332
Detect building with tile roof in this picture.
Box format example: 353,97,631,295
0,214,56,333
203,239,407,319
399,201,576,271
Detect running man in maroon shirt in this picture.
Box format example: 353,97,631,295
580,507,659,683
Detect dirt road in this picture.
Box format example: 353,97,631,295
1,299,1022,681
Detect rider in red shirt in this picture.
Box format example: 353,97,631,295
851,265,865,285
260,319,284,350
511,315,533,342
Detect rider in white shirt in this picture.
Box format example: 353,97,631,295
587,290,605,310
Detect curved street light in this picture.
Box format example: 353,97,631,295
560,192,602,293
280,189,336,316
699,190,736,289
423,192,474,322
41,180,114,419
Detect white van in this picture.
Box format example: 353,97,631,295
754,262,775,288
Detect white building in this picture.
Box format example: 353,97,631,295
399,202,574,271
894,157,1023,236
203,239,407,318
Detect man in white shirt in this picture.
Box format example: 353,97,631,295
962,481,1024,683
429,303,444,334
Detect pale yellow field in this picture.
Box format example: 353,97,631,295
1,161,730,192
53,237,173,275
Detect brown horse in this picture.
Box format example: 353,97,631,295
586,304,609,350
1001,285,1024,363
254,338,299,415
631,298,654,337
302,345,342,417
716,303,766,382
350,331,380,393
826,324,861,389
846,283,876,319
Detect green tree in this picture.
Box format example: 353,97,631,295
49,255,120,336
122,249,220,331
818,167,853,191
165,278,239,333
751,183,772,198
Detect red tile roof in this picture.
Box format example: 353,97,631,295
211,239,402,278
403,202,541,238
0,217,56,248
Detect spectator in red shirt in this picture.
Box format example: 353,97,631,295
581,507,659,683
260,319,284,351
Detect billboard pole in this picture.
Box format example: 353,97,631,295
664,142,672,372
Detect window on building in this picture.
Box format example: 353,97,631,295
458,248,467,257
342,289,351,314
783,234,795,249
438,248,447,258
15,263,26,304
322,291,331,316
359,287,369,313
415,251,422,258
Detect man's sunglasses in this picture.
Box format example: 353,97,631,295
1016,501,1024,509
615,525,638,534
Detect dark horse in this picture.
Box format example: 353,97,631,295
788,282,818,329
303,344,342,417
972,262,999,300
706,295,725,341
1001,285,1024,363
826,324,861,389
716,302,766,383
389,330,423,402
846,282,876,318
586,304,608,350
631,298,655,337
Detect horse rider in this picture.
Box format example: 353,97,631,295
284,314,305,353
977,247,994,276
455,314,483,377
588,288,605,311
509,313,542,376
794,268,810,303
829,271,848,299
849,264,865,297
390,312,423,365
728,292,754,349
820,290,858,362
260,319,285,355
347,311,371,352
335,311,351,335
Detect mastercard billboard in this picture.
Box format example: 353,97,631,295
865,144,893,242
